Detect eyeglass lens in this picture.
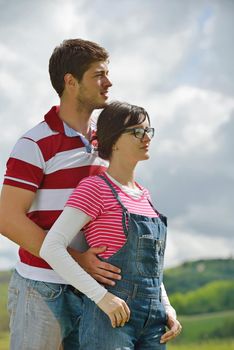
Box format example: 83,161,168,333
135,128,154,139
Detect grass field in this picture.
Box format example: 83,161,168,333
175,309,234,343
169,339,234,350
0,332,9,350
0,281,9,333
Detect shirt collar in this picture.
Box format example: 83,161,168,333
44,106,65,133
44,106,95,153
63,122,82,138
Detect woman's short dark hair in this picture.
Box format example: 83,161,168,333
49,39,109,97
96,101,150,160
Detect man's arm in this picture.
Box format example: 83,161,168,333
0,185,45,255
0,185,121,285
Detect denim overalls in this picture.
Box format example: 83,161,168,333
80,175,168,350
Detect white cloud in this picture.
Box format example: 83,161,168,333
165,228,233,268
149,86,234,156
0,0,233,270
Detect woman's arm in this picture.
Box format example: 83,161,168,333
160,283,182,343
40,206,130,327
161,283,177,319
40,206,108,302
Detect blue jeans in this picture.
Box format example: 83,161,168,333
79,288,167,350
8,270,83,350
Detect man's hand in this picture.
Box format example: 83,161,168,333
160,314,182,343
71,246,122,286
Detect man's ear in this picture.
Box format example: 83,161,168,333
112,144,119,151
64,73,77,89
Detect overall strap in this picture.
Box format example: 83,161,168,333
148,197,168,285
147,198,167,227
98,174,128,212
98,174,130,236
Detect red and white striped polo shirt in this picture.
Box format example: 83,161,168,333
66,173,159,259
4,106,107,276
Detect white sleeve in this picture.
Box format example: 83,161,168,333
161,282,177,319
40,206,107,304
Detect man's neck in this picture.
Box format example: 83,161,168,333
58,99,92,138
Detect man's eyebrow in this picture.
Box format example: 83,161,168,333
95,67,109,73
94,68,109,74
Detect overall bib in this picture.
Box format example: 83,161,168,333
80,175,168,350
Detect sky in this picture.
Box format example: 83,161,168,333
0,0,234,270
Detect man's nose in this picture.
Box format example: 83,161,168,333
104,76,112,87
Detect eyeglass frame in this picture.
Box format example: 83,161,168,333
121,127,155,140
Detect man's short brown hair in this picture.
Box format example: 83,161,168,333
49,39,109,97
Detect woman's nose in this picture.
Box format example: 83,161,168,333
143,132,151,142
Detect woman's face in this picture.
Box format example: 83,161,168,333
112,115,153,164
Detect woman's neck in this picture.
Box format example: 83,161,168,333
107,161,137,189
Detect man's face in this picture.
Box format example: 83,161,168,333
77,61,112,110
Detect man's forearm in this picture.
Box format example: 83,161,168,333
0,214,46,257
0,185,46,256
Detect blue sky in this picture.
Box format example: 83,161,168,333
0,0,234,269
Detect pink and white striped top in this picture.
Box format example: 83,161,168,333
66,173,159,259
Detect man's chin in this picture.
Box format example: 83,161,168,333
94,101,109,109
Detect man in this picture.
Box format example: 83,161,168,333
0,39,181,350
0,38,119,349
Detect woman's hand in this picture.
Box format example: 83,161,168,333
97,292,130,328
160,314,182,343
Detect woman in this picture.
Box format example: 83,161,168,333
40,101,181,349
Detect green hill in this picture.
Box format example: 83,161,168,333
170,279,234,315
164,258,234,294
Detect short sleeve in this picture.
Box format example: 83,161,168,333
66,177,103,220
3,137,45,192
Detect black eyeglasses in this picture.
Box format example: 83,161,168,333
121,127,155,140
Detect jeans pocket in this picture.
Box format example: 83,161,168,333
32,281,63,301
136,237,160,277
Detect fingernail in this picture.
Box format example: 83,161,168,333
111,281,115,286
